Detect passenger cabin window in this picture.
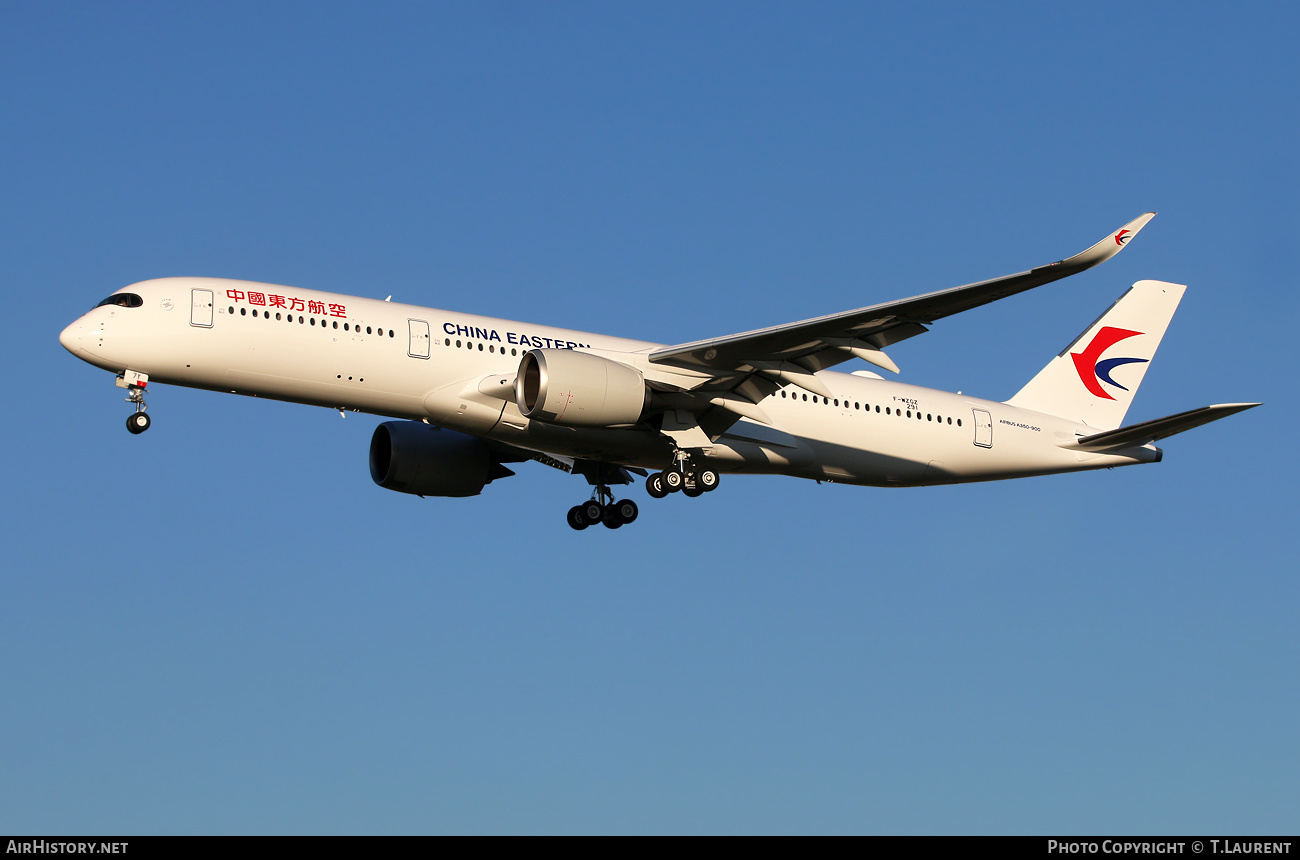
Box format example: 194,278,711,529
96,293,144,309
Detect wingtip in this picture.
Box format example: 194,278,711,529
1062,212,1157,266
1124,211,1157,232
1113,210,1157,246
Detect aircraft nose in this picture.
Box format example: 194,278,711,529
59,320,84,356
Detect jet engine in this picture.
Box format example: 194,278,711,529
369,421,514,497
515,348,648,427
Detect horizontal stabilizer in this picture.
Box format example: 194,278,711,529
1060,403,1260,452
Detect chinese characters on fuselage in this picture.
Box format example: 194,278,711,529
225,289,347,319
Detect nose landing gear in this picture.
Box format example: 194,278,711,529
117,371,152,434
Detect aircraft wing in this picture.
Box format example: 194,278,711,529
647,213,1156,408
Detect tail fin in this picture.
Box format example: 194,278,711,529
1006,280,1186,430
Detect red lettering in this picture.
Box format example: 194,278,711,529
225,289,245,303
308,300,325,315
267,294,286,308
328,303,347,318
248,292,266,306
289,297,306,312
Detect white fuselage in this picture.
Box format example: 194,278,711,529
60,277,1159,487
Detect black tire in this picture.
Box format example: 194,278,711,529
663,469,683,491
126,412,151,434
581,500,604,524
646,473,668,499
601,507,623,529
567,506,588,530
682,483,704,498
697,468,719,491
614,499,639,524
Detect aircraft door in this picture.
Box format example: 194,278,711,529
190,289,213,327
972,408,993,448
408,319,431,359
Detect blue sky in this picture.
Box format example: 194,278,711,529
2,2,1296,834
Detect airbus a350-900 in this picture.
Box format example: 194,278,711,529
59,213,1258,530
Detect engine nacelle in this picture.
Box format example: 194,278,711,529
369,421,511,498
515,348,648,427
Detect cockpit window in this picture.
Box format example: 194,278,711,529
96,293,144,309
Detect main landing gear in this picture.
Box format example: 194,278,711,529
567,485,639,531
560,456,716,532
645,452,720,500
565,461,643,532
117,371,152,435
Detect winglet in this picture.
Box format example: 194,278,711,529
1049,212,1157,271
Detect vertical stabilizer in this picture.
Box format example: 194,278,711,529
1006,280,1186,430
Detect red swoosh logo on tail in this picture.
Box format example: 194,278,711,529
1071,326,1143,399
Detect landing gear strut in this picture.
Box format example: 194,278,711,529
118,371,151,434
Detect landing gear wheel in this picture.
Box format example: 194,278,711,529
697,468,719,491
612,499,639,524
567,506,589,531
601,507,623,529
580,500,605,525
646,473,668,499
682,483,704,498
663,469,684,492
126,412,151,435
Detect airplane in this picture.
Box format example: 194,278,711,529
59,212,1258,531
